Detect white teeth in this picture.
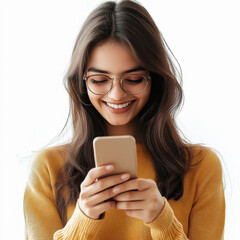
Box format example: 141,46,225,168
106,101,132,109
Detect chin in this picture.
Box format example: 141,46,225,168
108,121,129,127
105,115,138,128
104,116,131,126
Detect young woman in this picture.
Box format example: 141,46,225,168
23,1,225,239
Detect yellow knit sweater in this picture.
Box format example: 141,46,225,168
23,144,225,239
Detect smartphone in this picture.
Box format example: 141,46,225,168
93,135,137,179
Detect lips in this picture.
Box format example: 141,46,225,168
105,101,132,109
103,100,135,113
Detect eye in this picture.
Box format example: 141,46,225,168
124,76,144,84
89,76,109,84
91,79,108,84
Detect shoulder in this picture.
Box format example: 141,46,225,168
186,146,223,188
189,146,222,169
28,145,68,178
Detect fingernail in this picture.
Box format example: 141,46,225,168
121,173,129,180
106,165,114,171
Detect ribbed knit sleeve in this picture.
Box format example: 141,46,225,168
24,146,225,239
187,149,225,239
53,201,104,239
23,148,104,240
145,198,188,239
24,150,64,240
145,148,225,240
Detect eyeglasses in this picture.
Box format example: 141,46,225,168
83,74,150,95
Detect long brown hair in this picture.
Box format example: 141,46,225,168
56,0,196,225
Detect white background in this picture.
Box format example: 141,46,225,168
0,0,239,239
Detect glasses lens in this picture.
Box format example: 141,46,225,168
87,75,111,94
122,75,148,94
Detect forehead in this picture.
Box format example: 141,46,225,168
87,40,141,74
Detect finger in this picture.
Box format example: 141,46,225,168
113,190,146,201
112,178,153,195
85,201,116,220
86,186,122,206
116,200,145,210
81,165,114,187
86,173,130,196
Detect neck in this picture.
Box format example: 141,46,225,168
105,120,140,141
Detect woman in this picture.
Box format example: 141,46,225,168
23,0,225,239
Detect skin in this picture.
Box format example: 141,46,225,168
79,40,164,223
85,40,151,135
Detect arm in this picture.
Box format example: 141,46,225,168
54,164,131,239
113,149,225,240
113,178,188,240
24,150,132,239
146,149,225,240
53,202,105,240
23,150,104,240
23,151,63,240
145,198,188,240
187,150,225,239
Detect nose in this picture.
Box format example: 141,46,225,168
107,80,128,100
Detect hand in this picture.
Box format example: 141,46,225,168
79,165,130,220
112,178,164,223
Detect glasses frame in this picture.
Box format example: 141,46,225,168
83,74,151,95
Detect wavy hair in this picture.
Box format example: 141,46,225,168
56,0,196,225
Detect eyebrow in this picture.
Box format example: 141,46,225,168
87,66,146,74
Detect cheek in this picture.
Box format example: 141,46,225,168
87,91,95,102
87,92,102,110
87,90,96,103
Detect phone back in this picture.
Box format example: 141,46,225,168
93,135,137,179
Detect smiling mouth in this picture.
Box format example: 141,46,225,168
104,100,134,109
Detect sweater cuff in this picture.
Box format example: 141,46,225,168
53,201,104,239
144,198,184,238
